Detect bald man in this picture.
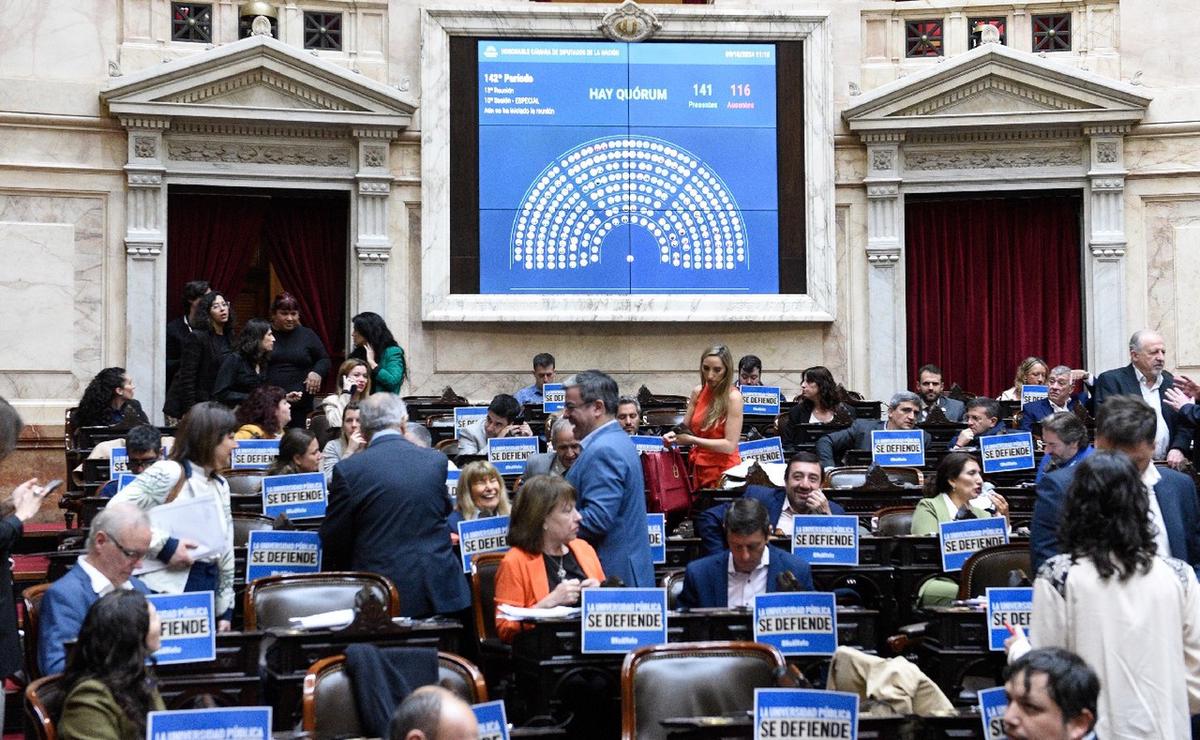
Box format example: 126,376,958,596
389,686,478,740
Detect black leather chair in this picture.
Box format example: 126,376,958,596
243,571,399,631
873,505,917,536
25,673,66,740
302,652,487,739
22,583,51,681
225,471,265,496
826,466,923,490
231,512,274,548
661,569,686,611
957,543,1031,600
470,551,506,644
620,641,786,740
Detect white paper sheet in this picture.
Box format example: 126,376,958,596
134,494,231,575
496,604,581,622
288,608,355,630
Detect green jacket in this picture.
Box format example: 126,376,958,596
59,678,166,740
373,345,407,394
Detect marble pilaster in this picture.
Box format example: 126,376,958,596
1084,125,1130,373
861,133,906,400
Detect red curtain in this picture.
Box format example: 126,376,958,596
263,195,348,363
166,193,268,316
905,192,1083,397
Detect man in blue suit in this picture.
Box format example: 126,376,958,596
678,498,814,609
1031,395,1200,576
563,370,654,587
696,452,846,555
39,503,154,676
1033,412,1093,484
320,394,470,618
816,392,930,469
1020,365,1091,433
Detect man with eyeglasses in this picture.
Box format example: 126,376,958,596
38,503,153,675
98,425,163,497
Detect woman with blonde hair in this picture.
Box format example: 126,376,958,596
662,344,744,489
448,461,511,532
320,358,372,428
998,356,1049,401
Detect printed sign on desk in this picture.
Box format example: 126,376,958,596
488,437,539,476
647,513,666,564
870,429,925,467
738,436,785,465
977,686,1008,740
446,469,461,501
753,592,838,656
148,706,271,739
458,516,511,573
938,518,1009,572
980,432,1035,474
742,385,781,416
454,407,488,440
116,473,137,492
581,588,667,654
542,383,565,414
471,700,510,740
147,592,216,665
791,515,859,566
986,586,1033,652
109,446,128,478
754,688,858,740
246,530,321,583
230,439,279,470
632,435,666,454
261,472,327,520
1021,384,1049,405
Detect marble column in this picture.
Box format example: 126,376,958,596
352,129,397,317
862,134,907,401
122,118,169,423
1084,126,1129,373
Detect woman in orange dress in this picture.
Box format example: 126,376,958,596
662,344,744,489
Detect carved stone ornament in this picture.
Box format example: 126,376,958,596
904,147,1083,171
978,24,1002,45
133,136,156,159
250,15,273,37
363,145,386,168
167,141,351,167
356,250,390,263
871,149,894,171
1095,141,1119,164
599,1,662,43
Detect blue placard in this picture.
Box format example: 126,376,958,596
487,437,539,475
870,429,925,467
246,530,321,583
446,469,461,501
230,439,279,470
458,516,511,573
581,588,667,654
147,706,272,739
979,432,1036,473
753,592,837,656
109,446,128,479
754,688,858,740
472,700,510,740
454,406,488,439
542,383,565,414
631,435,666,453
791,515,859,566
116,473,137,492
147,592,216,665
986,586,1033,652
742,386,781,416
647,513,666,564
938,517,1009,572
738,436,785,465
261,472,327,520
1020,384,1049,405
977,686,1008,740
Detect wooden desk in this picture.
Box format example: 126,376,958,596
917,605,1005,706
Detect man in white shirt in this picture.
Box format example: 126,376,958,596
38,503,153,675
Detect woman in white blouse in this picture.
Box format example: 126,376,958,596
110,402,237,631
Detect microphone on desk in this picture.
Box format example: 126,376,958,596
775,571,800,592
601,576,625,588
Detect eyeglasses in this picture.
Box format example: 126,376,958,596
126,456,158,472
105,532,147,561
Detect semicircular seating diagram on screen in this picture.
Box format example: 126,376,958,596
509,135,749,272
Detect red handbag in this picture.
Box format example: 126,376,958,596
641,448,694,515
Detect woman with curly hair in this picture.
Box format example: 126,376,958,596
58,590,165,740
662,344,743,489
234,385,290,440
71,367,148,446
1020,451,1200,738
163,291,235,420
780,366,853,444
349,311,407,395
213,318,280,408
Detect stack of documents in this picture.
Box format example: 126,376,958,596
496,604,580,622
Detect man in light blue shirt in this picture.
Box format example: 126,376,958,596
515,353,555,407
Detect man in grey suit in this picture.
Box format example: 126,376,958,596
563,370,654,587
524,418,580,477
320,394,470,618
816,391,930,469
915,364,965,422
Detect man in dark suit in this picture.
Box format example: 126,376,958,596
696,452,846,555
915,364,965,422
678,498,814,609
816,392,930,469
563,370,654,587
1092,329,1191,468
524,418,580,477
952,398,1009,448
320,394,470,618
39,503,154,676
165,279,210,389
1031,395,1200,576
1033,412,1093,484
1020,365,1090,432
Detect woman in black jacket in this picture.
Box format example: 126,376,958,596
213,318,276,408
70,367,149,447
163,291,235,420
265,293,329,427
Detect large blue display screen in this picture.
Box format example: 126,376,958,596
478,41,779,295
